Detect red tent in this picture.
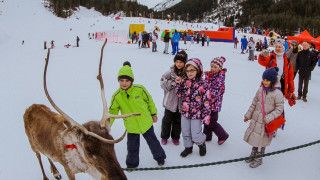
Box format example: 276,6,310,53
311,36,320,50
287,30,314,44
115,16,120,20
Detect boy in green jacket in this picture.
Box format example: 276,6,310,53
109,61,166,168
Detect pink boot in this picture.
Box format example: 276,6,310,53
172,139,180,145
161,139,167,145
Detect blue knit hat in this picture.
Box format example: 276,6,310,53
262,67,279,84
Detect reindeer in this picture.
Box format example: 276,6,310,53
24,39,139,180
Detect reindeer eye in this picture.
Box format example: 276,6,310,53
86,149,94,156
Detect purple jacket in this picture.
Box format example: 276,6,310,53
175,58,211,125
204,68,226,112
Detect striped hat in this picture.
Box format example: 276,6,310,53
210,56,226,70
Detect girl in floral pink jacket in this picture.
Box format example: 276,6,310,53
203,57,229,145
175,58,211,157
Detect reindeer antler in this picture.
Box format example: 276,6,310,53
44,48,127,144
97,38,140,132
44,49,84,129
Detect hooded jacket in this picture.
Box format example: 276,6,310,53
171,32,181,43
160,66,181,112
109,65,157,134
244,87,284,147
241,37,247,47
204,68,227,112
175,58,211,125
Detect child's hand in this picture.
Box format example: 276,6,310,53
244,117,249,122
175,77,182,83
152,115,158,123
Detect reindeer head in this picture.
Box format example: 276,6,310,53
81,121,127,180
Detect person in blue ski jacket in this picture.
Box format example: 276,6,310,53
284,38,289,52
263,37,268,49
172,30,181,55
241,35,247,54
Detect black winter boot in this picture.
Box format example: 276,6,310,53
157,159,165,166
180,147,193,157
198,142,206,156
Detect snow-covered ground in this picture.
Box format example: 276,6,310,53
1,0,320,179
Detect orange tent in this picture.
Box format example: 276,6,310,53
311,36,320,50
287,30,314,44
314,36,320,41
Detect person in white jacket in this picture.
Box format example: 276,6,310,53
160,51,187,145
247,37,255,61
243,67,284,168
152,30,158,52
138,31,142,48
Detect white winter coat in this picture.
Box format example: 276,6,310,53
138,32,142,41
160,66,181,112
248,40,255,50
244,86,284,147
152,32,158,42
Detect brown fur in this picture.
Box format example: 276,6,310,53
24,104,127,180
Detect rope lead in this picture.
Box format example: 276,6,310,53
123,139,320,171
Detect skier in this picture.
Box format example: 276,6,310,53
76,36,80,47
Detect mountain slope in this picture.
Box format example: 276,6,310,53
153,0,182,11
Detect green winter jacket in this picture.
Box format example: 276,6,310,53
109,84,157,134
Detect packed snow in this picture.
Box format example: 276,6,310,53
0,0,320,179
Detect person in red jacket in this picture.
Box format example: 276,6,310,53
258,40,295,104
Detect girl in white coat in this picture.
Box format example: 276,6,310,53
243,67,284,168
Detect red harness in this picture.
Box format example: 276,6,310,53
65,144,78,150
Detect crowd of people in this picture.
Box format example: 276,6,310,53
112,27,320,169
131,30,159,52
43,28,318,169
107,27,320,170
42,36,81,50
131,29,214,55
237,33,319,102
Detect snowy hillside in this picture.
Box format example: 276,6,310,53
137,0,164,8
153,0,182,11
206,0,241,24
137,0,181,11
1,0,320,180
